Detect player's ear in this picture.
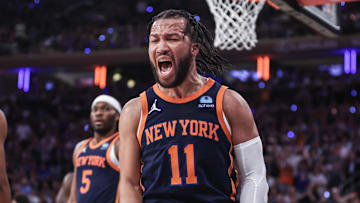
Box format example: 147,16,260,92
191,43,200,56
115,112,120,121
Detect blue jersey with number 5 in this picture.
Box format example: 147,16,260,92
75,134,120,203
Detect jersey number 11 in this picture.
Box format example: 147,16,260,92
168,144,198,185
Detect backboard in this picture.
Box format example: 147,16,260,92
270,0,342,37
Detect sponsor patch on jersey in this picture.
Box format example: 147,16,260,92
82,146,87,153
100,142,109,150
198,96,215,108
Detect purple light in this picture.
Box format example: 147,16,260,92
45,81,54,91
349,106,356,114
344,50,350,74
290,104,297,112
34,0,40,4
84,48,91,54
324,191,330,199
258,81,265,89
194,16,201,21
341,2,345,6
98,34,106,41
84,124,89,132
29,3,35,8
351,89,357,97
18,69,24,90
146,6,153,13
351,49,357,74
107,28,114,34
287,131,295,138
23,68,31,92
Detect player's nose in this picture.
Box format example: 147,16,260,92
156,39,170,55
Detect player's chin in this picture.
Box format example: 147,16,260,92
157,76,176,87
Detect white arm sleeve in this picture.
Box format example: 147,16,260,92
234,136,269,203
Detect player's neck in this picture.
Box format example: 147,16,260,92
158,68,208,99
93,128,116,144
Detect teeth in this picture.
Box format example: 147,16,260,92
158,59,171,63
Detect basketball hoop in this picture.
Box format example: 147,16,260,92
206,0,266,51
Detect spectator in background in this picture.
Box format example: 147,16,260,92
12,194,30,203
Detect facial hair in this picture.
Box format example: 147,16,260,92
90,116,116,136
151,48,192,88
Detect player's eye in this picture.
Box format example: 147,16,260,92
149,38,159,43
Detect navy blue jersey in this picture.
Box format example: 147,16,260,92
137,78,237,203
75,133,120,203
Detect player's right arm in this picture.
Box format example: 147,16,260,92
119,98,142,203
0,110,11,203
67,140,86,203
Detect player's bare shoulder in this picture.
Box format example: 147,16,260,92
72,139,88,158
119,97,142,127
223,88,258,144
223,89,251,113
122,97,142,117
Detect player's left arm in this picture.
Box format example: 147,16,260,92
56,172,74,203
0,110,11,203
223,89,269,203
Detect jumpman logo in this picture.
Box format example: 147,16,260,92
148,99,161,115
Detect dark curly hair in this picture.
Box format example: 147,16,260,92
146,9,228,75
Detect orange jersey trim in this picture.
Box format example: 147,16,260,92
152,78,215,104
138,92,149,147
106,135,120,172
228,146,236,201
216,86,236,200
140,161,145,192
115,180,120,203
89,133,118,150
216,86,231,143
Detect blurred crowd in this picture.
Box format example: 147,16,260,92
0,68,359,202
1,0,359,56
230,70,360,203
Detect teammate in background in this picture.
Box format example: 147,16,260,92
0,110,11,203
56,172,73,203
68,95,121,203
119,9,268,203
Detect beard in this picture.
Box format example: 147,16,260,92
93,125,113,135
90,118,116,136
151,49,192,88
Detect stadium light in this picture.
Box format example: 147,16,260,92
257,56,270,81
94,65,107,89
18,69,24,90
351,49,357,74
18,68,31,92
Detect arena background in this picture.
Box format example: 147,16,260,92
0,0,359,202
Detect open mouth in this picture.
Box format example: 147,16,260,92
158,59,173,76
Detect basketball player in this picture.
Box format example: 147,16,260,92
56,172,73,203
0,110,11,203
119,9,269,203
68,94,121,203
